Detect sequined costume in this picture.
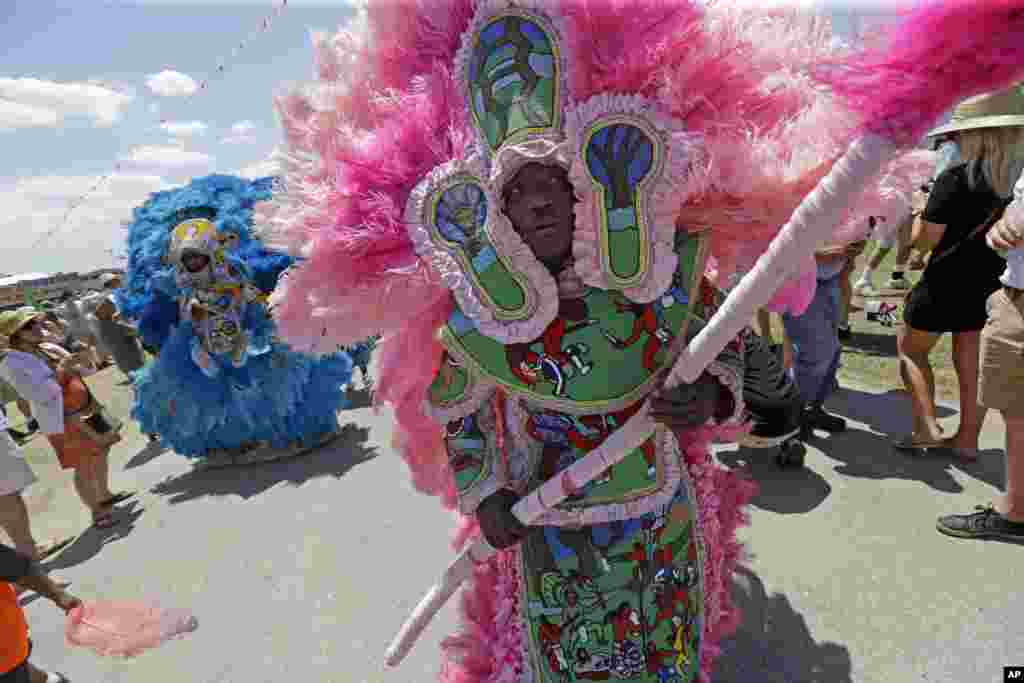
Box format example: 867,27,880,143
117,175,355,465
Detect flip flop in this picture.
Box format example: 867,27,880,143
36,536,74,560
892,434,945,451
99,490,135,507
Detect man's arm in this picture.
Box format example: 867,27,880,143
0,543,80,612
0,353,64,435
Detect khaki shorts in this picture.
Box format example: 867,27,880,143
979,288,1024,415
0,430,37,497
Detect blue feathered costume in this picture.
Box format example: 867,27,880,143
117,175,355,464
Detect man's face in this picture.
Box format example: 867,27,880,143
502,162,575,272
14,318,46,345
182,250,211,274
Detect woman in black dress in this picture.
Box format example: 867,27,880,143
897,86,1024,456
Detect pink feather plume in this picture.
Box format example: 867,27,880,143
818,0,1024,144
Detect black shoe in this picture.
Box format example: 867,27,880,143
837,325,852,341
937,505,1024,542
803,404,846,433
24,419,39,433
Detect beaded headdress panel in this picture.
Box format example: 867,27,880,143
404,0,698,345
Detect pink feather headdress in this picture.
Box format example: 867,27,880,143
256,0,940,502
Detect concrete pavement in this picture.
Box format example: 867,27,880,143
7,368,1021,683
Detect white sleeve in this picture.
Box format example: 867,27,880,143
0,353,64,435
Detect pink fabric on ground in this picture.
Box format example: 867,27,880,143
65,601,198,658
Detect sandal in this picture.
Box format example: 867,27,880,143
99,490,135,507
892,434,945,451
92,511,120,530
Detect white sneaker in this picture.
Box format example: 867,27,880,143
885,277,910,290
853,281,877,297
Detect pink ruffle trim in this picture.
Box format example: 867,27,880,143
676,423,757,682
440,546,527,683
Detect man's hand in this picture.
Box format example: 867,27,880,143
16,566,82,613
476,489,528,550
988,218,1023,252
55,591,82,613
844,240,868,259
650,371,731,429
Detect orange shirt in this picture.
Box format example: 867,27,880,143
0,582,30,673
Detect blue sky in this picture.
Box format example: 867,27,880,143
0,0,891,276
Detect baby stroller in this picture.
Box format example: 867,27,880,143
737,330,806,468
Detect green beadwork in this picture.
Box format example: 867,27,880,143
430,176,533,320
440,232,707,412
519,478,703,681
467,13,561,152
582,118,663,289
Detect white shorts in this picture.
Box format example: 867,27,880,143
0,430,37,496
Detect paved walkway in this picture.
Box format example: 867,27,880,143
7,369,1020,682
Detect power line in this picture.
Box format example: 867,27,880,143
32,0,290,251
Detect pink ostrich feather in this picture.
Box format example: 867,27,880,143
364,0,475,95
265,65,470,351
826,148,938,248
272,0,475,145
818,0,1024,145
439,548,527,683
655,6,864,314
373,296,461,508
675,424,757,681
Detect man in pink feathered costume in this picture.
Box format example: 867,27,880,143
254,2,967,681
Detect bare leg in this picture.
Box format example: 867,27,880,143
92,449,114,501
946,331,988,454
895,216,912,267
73,464,102,516
1001,414,1024,523
866,244,891,272
0,493,38,558
754,309,773,342
855,244,891,291
897,324,944,441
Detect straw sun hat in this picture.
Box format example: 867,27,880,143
927,84,1024,138
0,309,43,341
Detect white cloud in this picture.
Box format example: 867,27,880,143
222,119,257,144
118,144,214,177
0,78,133,131
0,173,172,274
145,70,199,97
160,120,208,138
0,100,59,131
238,147,282,179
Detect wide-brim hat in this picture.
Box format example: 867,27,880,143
927,84,1024,138
0,309,43,340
